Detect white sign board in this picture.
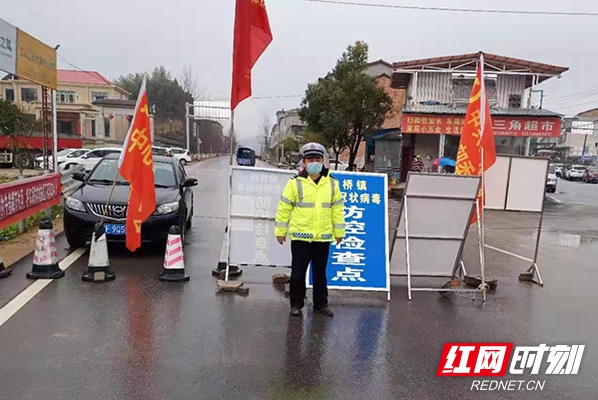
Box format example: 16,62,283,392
0,18,17,75
571,120,594,135
228,167,295,267
391,173,480,277
484,155,548,213
193,101,231,121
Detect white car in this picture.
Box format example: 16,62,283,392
565,165,587,181
329,160,349,171
62,147,122,172
546,165,557,193
35,148,90,169
169,147,192,165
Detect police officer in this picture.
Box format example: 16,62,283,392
275,143,346,317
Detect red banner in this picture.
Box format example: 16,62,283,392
402,114,561,138
0,136,83,149
0,173,61,230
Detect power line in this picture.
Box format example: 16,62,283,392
544,86,598,104
300,0,598,16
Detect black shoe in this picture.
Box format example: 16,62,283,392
290,307,302,317
314,307,334,317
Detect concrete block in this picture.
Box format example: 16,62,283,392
272,273,291,284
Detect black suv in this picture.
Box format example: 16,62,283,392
64,153,197,248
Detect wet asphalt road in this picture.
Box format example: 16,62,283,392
548,175,598,206
1,157,598,399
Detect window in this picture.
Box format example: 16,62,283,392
90,119,96,137
58,120,75,134
68,150,88,158
21,88,38,102
104,117,110,138
5,89,14,101
508,94,522,108
92,92,108,101
86,150,103,159
56,91,76,104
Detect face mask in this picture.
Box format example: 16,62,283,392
306,162,323,175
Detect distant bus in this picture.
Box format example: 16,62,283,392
236,147,256,166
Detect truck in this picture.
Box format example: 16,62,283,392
0,134,83,169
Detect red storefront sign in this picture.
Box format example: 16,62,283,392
402,114,561,138
0,173,61,230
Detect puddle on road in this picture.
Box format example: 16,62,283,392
543,231,598,248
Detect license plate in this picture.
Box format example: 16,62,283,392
105,224,126,235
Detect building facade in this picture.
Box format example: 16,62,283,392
270,108,305,160
558,108,598,162
1,70,135,147
392,52,567,180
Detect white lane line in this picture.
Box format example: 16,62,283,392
0,248,87,328
546,195,563,204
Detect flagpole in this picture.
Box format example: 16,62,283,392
479,53,487,301
229,110,235,166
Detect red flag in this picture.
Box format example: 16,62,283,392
231,0,273,110
455,54,497,224
118,76,156,252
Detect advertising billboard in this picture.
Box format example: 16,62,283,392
0,18,17,75
16,28,57,89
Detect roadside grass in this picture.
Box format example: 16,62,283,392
0,205,64,243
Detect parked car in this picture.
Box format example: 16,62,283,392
64,153,197,248
565,165,587,181
553,163,564,178
546,164,557,193
152,146,173,157
169,147,192,165
582,166,598,183
34,148,90,169
62,147,122,172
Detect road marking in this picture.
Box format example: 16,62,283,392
546,195,563,204
0,248,87,328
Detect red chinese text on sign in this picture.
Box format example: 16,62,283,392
0,173,61,230
437,343,514,377
402,114,561,138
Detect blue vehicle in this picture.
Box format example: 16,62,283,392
236,147,256,166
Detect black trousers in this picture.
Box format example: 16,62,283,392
290,240,331,309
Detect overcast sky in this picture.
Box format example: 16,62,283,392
5,0,598,150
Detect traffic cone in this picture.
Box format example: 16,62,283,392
0,257,12,279
27,218,64,279
82,222,115,282
159,226,189,282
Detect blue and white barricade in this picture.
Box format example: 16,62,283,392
308,171,391,300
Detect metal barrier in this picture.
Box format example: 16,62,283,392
60,167,84,198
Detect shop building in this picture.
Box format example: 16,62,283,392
391,52,568,180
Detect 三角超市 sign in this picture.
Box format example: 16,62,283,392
402,114,561,138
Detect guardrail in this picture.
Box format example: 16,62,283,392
60,169,83,198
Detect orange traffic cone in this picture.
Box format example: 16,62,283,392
27,218,64,279
159,226,189,282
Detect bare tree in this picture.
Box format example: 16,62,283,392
260,114,272,156
181,64,202,100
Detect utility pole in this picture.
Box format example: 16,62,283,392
185,102,191,152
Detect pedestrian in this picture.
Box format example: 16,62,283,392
410,155,424,172
275,142,346,317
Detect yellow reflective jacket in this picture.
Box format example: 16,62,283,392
275,169,346,242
